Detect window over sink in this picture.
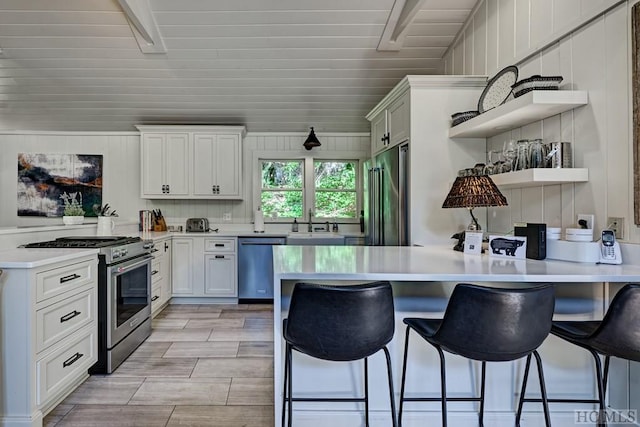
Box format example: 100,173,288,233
258,158,359,221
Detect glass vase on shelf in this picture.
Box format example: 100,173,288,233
502,140,516,173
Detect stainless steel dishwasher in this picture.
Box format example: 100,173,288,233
238,236,286,301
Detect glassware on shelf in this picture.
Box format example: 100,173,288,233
484,150,502,175
528,138,547,168
502,140,516,173
514,139,529,171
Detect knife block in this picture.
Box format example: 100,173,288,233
153,215,167,231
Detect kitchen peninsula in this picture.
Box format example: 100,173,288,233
272,245,640,427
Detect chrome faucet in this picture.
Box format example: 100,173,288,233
308,209,313,232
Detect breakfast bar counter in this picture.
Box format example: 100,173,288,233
272,245,640,427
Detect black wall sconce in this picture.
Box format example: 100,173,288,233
303,127,321,150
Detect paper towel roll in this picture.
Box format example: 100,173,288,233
254,209,265,232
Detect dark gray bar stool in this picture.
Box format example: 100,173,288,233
282,281,397,427
399,283,555,427
518,283,640,427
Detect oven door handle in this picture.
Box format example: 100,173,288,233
111,255,153,275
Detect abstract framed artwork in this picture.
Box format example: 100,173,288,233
17,153,103,217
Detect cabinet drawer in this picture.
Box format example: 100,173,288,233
204,239,235,252
36,325,96,406
36,288,95,353
151,282,162,310
151,259,162,284
36,260,95,303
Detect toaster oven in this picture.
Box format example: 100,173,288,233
186,218,210,232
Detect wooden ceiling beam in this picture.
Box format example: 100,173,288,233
377,0,427,51
117,0,167,54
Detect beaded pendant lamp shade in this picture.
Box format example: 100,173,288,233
442,175,508,231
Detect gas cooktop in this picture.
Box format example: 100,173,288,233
24,236,142,248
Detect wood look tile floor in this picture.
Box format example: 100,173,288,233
44,304,275,427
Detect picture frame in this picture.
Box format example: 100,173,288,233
488,235,527,259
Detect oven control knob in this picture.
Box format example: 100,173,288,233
112,250,121,259
121,249,128,256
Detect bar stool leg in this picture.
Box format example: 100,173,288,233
603,355,611,395
382,346,398,427
435,345,448,427
479,361,486,427
364,357,370,427
282,343,290,427
398,326,411,427
532,350,551,427
588,349,607,427
288,346,293,427
515,354,533,427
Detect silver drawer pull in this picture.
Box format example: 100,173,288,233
60,310,81,323
63,352,83,368
151,295,159,301
60,273,81,283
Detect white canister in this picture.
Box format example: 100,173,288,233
97,216,115,236
253,209,265,233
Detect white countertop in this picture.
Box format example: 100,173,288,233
273,245,640,282
0,248,99,269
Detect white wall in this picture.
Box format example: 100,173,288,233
0,132,369,228
443,0,640,244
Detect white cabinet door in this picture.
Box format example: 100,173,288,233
204,254,237,297
141,132,189,198
370,91,410,156
193,133,242,199
164,133,190,196
215,134,241,197
388,93,409,147
160,239,172,305
141,134,165,196
171,238,194,295
371,110,388,156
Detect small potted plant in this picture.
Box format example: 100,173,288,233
60,192,85,225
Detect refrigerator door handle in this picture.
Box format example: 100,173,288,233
370,167,383,246
377,167,384,245
368,168,377,245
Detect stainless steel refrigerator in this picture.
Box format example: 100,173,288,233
364,143,409,246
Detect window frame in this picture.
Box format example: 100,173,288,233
254,152,361,223
312,159,359,221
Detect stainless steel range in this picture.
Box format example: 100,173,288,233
24,236,154,373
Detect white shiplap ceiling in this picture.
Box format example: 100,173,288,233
0,0,477,133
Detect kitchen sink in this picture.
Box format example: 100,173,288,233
286,232,345,245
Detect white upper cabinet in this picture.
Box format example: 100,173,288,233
368,91,410,156
141,133,190,197
193,133,242,199
138,125,246,199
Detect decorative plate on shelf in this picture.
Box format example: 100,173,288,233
477,65,519,113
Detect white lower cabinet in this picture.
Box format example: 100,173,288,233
172,237,196,295
171,236,238,299
0,254,98,426
151,237,172,317
204,253,237,297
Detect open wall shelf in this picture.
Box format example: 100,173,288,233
449,90,588,138
489,168,589,189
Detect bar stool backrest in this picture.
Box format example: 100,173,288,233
284,281,395,362
434,283,555,361
592,283,640,361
